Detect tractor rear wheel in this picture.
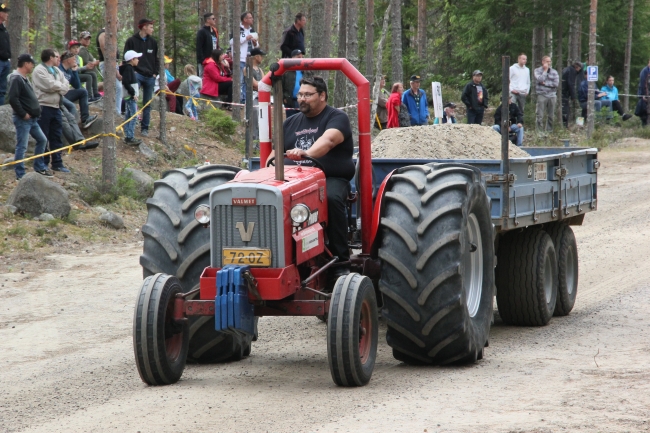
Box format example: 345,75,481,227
133,273,189,385
327,273,378,386
378,163,494,365
545,223,578,316
140,164,253,363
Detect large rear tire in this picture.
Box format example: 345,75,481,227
140,164,253,363
545,223,578,316
378,163,495,365
496,229,558,326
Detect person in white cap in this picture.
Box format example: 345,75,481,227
119,50,143,146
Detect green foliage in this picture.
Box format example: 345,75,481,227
203,108,239,137
6,225,27,237
79,169,149,205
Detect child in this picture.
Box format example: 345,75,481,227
120,50,143,146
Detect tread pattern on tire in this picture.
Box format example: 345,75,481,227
545,223,578,316
378,163,495,365
140,164,251,363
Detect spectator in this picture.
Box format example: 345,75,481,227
196,12,220,76
155,55,182,113
124,18,159,137
0,4,11,105
402,75,429,126
600,76,632,121
578,71,612,119
375,75,389,129
637,58,650,126
69,39,101,102
433,102,458,124
282,49,305,118
534,55,559,133
60,99,99,151
561,62,583,127
201,49,233,107
510,53,530,114
386,82,403,129
492,95,524,146
461,70,489,124
58,51,98,129
97,26,123,116
246,47,266,139
32,49,71,173
7,53,51,180
119,50,143,146
229,11,258,103
178,64,202,119
280,13,306,59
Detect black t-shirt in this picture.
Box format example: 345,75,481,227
283,105,355,180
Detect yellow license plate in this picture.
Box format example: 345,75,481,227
222,248,272,267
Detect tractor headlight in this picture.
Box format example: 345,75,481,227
290,204,310,224
194,204,211,225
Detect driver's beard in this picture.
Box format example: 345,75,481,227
299,102,311,114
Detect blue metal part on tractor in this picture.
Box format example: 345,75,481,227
215,265,256,337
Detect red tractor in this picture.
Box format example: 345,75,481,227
135,59,494,387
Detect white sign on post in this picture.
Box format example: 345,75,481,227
587,66,598,82
431,82,443,120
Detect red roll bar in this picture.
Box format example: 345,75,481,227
258,58,372,253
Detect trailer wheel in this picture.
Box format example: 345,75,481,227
545,223,578,316
139,164,253,363
378,164,494,365
133,273,189,385
327,273,378,386
496,229,558,326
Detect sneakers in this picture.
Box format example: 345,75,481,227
52,166,71,173
623,113,632,121
35,168,54,177
82,115,98,129
140,129,149,137
76,141,100,151
89,96,103,104
124,137,143,146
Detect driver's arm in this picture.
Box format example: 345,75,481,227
286,128,344,160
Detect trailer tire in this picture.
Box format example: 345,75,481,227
133,273,189,385
139,164,253,363
496,229,558,326
545,223,578,316
378,164,494,365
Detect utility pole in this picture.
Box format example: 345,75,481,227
586,0,597,138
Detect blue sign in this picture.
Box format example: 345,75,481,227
587,66,598,82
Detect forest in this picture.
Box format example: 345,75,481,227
4,0,648,111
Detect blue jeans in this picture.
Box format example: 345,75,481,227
492,124,524,146
123,98,137,139
64,88,90,122
136,73,155,131
0,59,11,105
38,106,64,169
13,115,48,179
99,62,123,115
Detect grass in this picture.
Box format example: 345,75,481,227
203,108,239,138
79,168,150,205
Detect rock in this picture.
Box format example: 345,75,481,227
0,204,17,215
6,173,71,218
85,117,104,137
2,156,14,170
123,168,154,197
99,211,125,229
37,213,55,221
94,206,108,214
138,143,157,160
0,105,36,153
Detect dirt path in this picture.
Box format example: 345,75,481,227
2,145,650,433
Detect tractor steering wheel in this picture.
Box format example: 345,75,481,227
266,153,325,171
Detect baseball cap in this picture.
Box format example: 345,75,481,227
291,49,303,57
0,4,10,12
138,18,154,28
124,50,143,62
410,75,421,81
17,53,35,64
164,55,173,64
472,70,483,76
80,31,91,39
68,40,81,48
250,48,266,56
444,102,456,109
61,51,76,61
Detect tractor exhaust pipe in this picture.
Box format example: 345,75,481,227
271,65,285,182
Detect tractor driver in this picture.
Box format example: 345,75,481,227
266,76,355,277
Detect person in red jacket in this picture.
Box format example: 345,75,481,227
386,82,403,129
201,49,233,107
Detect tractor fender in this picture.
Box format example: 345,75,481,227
369,169,396,258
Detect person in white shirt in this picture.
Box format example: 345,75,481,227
229,11,258,103
510,53,530,114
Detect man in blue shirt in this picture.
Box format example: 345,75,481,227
402,75,429,126
59,51,97,129
600,75,632,121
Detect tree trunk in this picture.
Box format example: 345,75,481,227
546,28,552,61
102,0,119,189
370,5,390,129
310,0,332,80
390,0,402,83
158,0,167,144
257,0,264,49
623,0,634,112
7,0,26,70
133,0,147,33
64,0,72,41
28,2,38,54
417,0,426,60
232,0,242,121
346,0,358,145
365,0,373,78
71,0,78,38
531,26,545,102
333,0,347,108
556,19,564,127
586,0,597,138
200,0,208,14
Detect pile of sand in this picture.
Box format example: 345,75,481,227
371,124,530,159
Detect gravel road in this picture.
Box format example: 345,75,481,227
2,145,649,433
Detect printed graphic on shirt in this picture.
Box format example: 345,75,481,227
212,35,217,50
294,127,319,152
477,85,484,103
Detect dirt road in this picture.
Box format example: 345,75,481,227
2,144,650,433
